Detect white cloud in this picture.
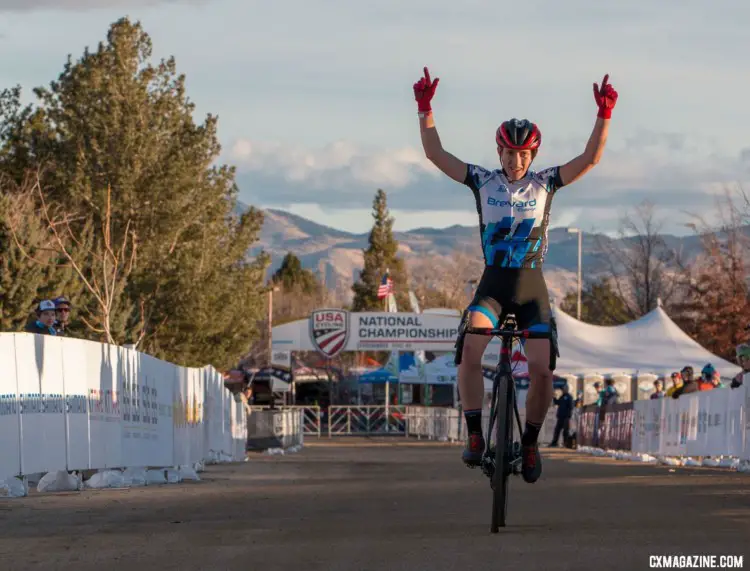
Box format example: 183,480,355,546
5,0,750,237
230,138,439,199
0,0,201,11
231,135,749,236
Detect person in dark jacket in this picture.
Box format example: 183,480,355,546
53,296,73,336
24,300,58,336
549,384,574,447
672,366,699,398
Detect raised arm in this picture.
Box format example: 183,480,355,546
414,67,467,183
559,74,618,187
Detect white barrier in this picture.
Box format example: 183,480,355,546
631,384,750,461
403,404,560,444
0,333,247,480
404,406,462,441
246,408,304,450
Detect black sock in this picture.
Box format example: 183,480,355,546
522,421,542,446
464,409,482,435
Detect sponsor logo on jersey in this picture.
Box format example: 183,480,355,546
493,183,510,194
487,196,537,211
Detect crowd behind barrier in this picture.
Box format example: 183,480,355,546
401,386,750,465
0,333,248,481
587,383,750,461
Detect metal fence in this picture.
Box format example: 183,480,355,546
246,404,568,443
327,405,406,436
248,405,322,436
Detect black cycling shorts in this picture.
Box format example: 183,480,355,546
467,267,552,333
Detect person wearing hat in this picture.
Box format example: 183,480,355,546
665,372,683,398
53,296,72,336
24,300,58,336
698,363,721,390
671,366,698,398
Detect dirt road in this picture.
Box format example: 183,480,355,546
1,438,748,571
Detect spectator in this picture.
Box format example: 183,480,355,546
730,343,749,389
672,366,699,398
601,378,619,406
650,380,665,399
53,296,72,336
549,384,574,447
592,381,603,406
24,300,58,336
697,364,716,391
665,372,683,397
710,371,723,389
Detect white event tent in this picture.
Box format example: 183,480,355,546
398,302,741,389
551,302,741,379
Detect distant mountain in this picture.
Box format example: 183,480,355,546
237,201,748,303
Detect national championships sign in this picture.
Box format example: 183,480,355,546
271,309,462,357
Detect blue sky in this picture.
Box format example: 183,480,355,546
1,0,749,235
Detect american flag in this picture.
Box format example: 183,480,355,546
377,272,394,299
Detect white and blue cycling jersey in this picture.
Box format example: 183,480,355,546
463,164,565,269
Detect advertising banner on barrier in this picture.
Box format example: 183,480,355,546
61,338,91,471
577,405,598,447
87,341,122,469
633,385,749,459
577,403,634,450
0,333,247,478
0,334,20,480
600,403,634,450
122,351,174,468
13,334,68,475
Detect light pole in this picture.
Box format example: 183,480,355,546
267,286,280,366
567,227,582,320
466,278,479,301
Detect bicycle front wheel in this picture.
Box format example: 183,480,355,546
490,373,513,532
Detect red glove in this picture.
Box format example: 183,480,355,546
413,66,439,113
593,74,618,119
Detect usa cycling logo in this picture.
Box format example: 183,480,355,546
487,196,537,212
309,309,349,358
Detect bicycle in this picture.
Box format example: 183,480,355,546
455,313,554,533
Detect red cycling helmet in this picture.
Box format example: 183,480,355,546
496,118,542,150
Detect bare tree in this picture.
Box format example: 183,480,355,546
409,248,484,310
597,200,681,319
671,189,750,360
739,184,749,224
7,174,140,345
239,279,341,369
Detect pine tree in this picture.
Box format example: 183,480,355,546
352,189,408,311
560,277,630,326
0,18,267,367
272,253,319,295
0,183,48,331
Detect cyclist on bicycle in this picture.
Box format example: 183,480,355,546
413,66,617,483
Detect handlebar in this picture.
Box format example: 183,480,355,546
465,327,551,340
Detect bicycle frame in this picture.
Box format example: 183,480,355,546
463,319,551,532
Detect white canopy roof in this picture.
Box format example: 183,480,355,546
551,303,741,378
